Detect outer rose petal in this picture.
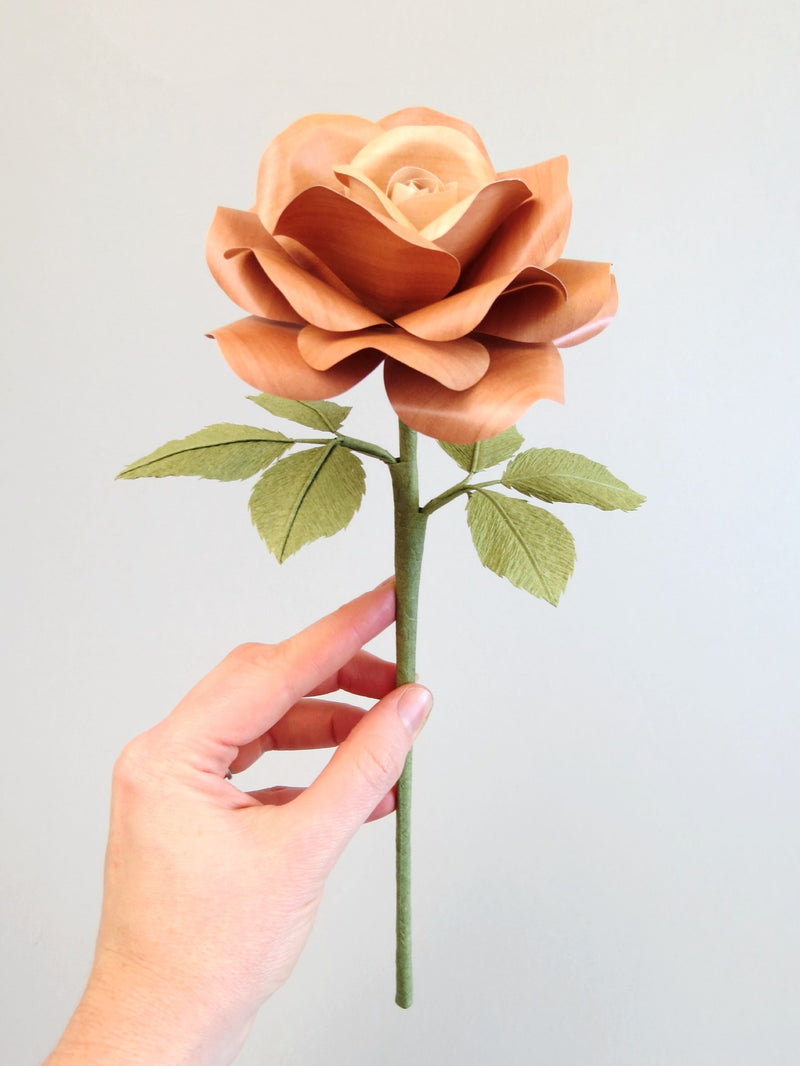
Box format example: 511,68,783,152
478,260,613,343
209,207,385,332
396,266,566,342
298,325,490,390
555,274,618,347
348,126,496,199
385,340,563,443
466,157,572,282
206,207,303,323
275,187,460,320
209,317,379,400
256,113,380,231
378,107,492,161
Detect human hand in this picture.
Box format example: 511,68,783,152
46,579,431,1066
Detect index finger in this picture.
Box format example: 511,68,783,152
166,579,396,762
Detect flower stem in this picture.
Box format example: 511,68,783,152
389,421,427,1009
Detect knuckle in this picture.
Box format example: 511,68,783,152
227,641,278,670
112,734,153,792
353,741,402,794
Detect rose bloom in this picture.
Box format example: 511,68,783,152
206,107,617,443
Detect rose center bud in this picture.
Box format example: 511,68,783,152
387,166,459,231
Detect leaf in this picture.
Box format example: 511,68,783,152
117,424,292,481
439,426,523,473
467,489,575,605
248,393,351,433
502,448,646,511
249,443,366,562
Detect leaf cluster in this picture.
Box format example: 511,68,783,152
118,396,366,562
435,432,645,605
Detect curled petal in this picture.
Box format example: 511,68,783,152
385,340,563,443
206,207,303,323
208,317,379,400
298,325,489,391
466,157,572,282
396,266,566,342
555,274,618,347
378,107,492,160
256,113,380,231
209,207,385,332
275,187,460,319
348,125,495,199
332,165,412,228
479,260,613,343
425,179,532,263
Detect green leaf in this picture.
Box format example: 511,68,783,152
248,393,351,433
467,489,575,605
439,426,524,473
117,424,292,481
502,448,646,511
249,443,366,562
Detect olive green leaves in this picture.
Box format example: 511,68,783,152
437,430,645,605
118,395,369,561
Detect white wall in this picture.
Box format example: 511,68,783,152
2,1,798,1063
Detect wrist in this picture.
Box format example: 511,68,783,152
44,948,252,1066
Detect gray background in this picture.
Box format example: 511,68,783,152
2,1,798,1063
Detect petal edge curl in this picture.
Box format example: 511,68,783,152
209,317,379,400
298,326,489,391
385,340,563,443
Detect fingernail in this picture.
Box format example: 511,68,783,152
375,575,396,590
397,684,433,739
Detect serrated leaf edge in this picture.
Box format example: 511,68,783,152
471,489,559,604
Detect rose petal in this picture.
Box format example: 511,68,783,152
555,274,618,347
333,164,413,228
256,113,380,231
275,187,460,320
478,260,613,343
298,325,489,390
396,265,566,342
385,340,563,443
206,207,303,323
208,317,379,399
348,125,496,199
209,207,385,332
424,179,532,264
378,107,492,161
466,157,572,282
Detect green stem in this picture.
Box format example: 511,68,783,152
422,478,502,517
388,421,427,1009
292,435,397,464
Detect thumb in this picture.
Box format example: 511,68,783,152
292,683,433,866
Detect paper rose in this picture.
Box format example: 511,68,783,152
206,107,617,444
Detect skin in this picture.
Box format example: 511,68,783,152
45,579,431,1066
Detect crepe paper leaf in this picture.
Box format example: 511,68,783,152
249,443,366,562
502,448,646,511
248,393,352,433
117,424,293,482
439,426,524,473
467,489,575,605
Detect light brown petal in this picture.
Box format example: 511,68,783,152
478,260,613,343
275,187,460,320
396,266,566,342
555,274,618,347
466,157,572,283
206,207,303,323
348,125,496,199
332,165,412,227
256,113,381,231
208,317,379,399
210,207,386,332
384,340,563,443
378,107,492,161
425,179,532,263
298,325,490,391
